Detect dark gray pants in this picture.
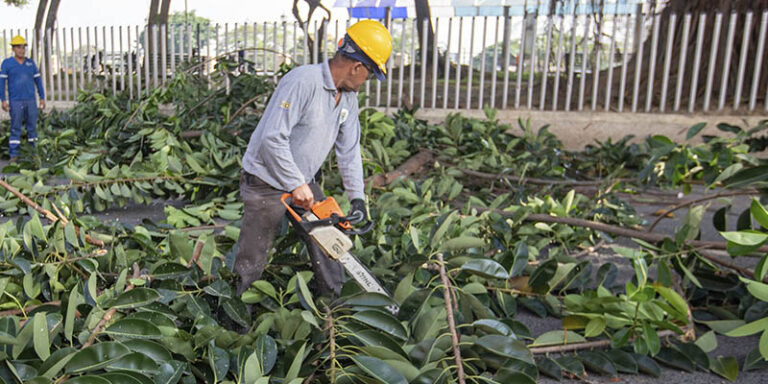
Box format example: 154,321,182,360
234,172,344,297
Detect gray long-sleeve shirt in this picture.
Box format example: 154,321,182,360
241,60,365,200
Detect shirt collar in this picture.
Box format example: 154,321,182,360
321,60,337,92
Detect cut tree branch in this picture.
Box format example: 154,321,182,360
456,167,633,186
367,150,434,189
436,253,466,384
0,178,105,247
647,190,760,232
529,330,678,355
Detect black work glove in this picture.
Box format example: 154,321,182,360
347,198,367,224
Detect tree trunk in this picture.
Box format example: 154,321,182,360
148,0,160,27
291,0,331,63
608,0,768,113
159,0,172,25
33,0,49,42
414,0,435,63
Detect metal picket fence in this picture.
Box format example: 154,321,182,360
2,6,767,115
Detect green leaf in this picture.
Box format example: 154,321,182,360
223,298,251,328
674,342,709,369
349,355,408,384
429,210,457,248
756,255,768,282
761,329,768,361
154,361,185,384
254,334,278,375
352,310,408,341
510,242,529,277
578,351,617,377
537,357,562,380
39,348,76,379
643,321,661,356
439,236,485,252
66,377,111,384
653,284,688,319
106,288,161,309
250,280,277,300
751,198,768,229
121,340,172,362
654,346,694,372
284,342,306,382
104,319,162,339
243,351,263,383
107,352,160,374
634,354,662,377
530,330,586,347
97,373,144,384
686,122,706,140
66,341,131,373
713,207,728,232
720,230,768,246
290,272,315,307
740,276,768,302
474,335,534,364
472,319,515,337
409,226,421,253
700,319,746,334
709,356,739,382
555,356,585,377
32,312,50,361
584,317,606,338
716,123,742,134
725,165,768,189
150,262,190,280
694,330,718,353
494,368,537,384
606,349,637,374
460,259,509,279
744,347,768,371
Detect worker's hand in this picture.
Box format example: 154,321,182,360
291,184,314,210
347,198,367,224
39,100,45,110
1,101,8,112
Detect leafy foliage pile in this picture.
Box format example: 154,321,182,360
0,65,767,383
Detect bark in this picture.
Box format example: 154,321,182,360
159,0,172,25
414,0,436,63
530,0,768,112
148,0,161,27
367,149,434,188
292,0,331,62
33,0,49,41
591,0,768,112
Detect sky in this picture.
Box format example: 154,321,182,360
0,0,344,28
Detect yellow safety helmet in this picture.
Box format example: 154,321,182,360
10,35,27,46
345,20,392,76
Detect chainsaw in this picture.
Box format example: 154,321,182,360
281,194,399,315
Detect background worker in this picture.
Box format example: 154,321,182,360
234,20,392,298
0,35,46,161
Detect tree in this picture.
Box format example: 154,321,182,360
291,0,331,62
414,0,435,62
3,0,29,5
573,0,768,111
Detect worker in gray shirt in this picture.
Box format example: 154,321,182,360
235,20,392,297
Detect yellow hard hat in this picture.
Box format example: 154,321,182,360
345,20,392,75
10,35,26,46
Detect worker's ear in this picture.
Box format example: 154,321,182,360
352,61,366,76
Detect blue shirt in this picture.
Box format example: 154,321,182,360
241,60,364,200
0,57,45,102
